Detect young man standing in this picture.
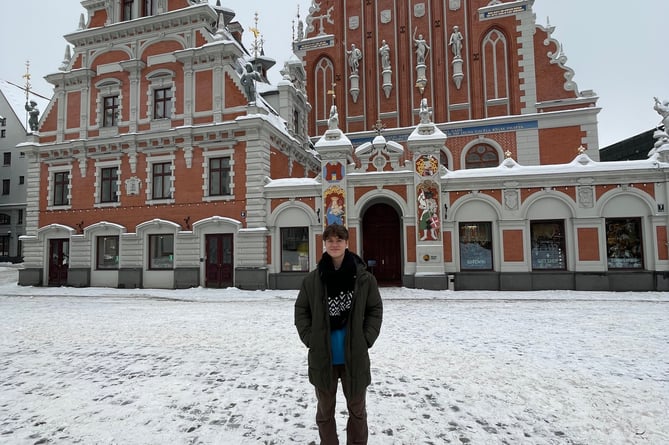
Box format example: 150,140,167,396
295,224,383,444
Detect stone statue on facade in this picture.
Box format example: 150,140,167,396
654,97,669,132
449,25,465,89
449,26,464,58
347,44,362,75
25,100,40,132
419,98,431,124
240,62,262,103
328,104,339,130
413,28,430,65
379,40,391,70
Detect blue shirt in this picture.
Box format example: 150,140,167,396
330,327,346,365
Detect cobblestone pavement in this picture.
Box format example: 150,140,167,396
1,294,668,444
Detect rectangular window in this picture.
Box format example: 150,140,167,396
606,218,643,269
281,227,309,272
0,214,9,224
53,171,69,206
3,152,10,165
96,236,119,269
0,117,6,126
0,236,8,256
19,176,24,185
2,179,9,195
531,220,567,270
17,209,22,225
142,0,155,16
459,222,493,270
122,0,134,20
153,87,172,119
103,95,119,127
1,130,5,138
149,234,174,269
151,162,171,200
100,167,118,203
209,157,231,196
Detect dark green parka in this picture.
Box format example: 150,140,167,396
294,251,383,397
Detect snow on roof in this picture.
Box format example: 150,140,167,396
445,152,666,180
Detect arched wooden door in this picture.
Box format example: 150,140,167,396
362,203,401,285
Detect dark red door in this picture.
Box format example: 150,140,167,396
205,234,233,288
362,203,401,285
48,238,69,286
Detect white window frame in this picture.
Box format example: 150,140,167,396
95,79,123,136
202,148,235,202
94,159,122,208
146,70,175,129
47,164,73,210
145,154,175,205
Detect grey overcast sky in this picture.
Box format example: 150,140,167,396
1,1,666,149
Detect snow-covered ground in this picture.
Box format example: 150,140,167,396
0,264,667,444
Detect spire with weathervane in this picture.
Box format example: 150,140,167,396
249,12,264,58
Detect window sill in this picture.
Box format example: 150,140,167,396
95,202,121,209
203,195,234,202
146,199,175,206
150,119,172,131
99,127,119,137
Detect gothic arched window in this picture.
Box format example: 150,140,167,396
314,58,334,129
482,29,510,116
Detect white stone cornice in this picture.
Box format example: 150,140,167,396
64,4,217,48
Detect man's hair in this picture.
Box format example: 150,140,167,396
323,224,349,240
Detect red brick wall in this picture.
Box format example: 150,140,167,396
657,226,668,261
503,229,524,262
577,227,600,261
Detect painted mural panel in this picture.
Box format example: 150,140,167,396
324,185,346,226
417,180,440,241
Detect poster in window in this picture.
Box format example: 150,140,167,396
459,222,493,270
606,218,643,269
531,221,566,270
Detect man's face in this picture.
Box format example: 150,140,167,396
324,236,348,262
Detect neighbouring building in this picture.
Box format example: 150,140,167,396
17,0,669,291
600,128,657,161
0,83,31,262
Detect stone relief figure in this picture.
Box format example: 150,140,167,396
379,40,391,70
346,44,362,75
413,28,430,65
448,25,464,58
654,97,669,131
296,19,304,41
328,104,339,130
419,97,431,124
25,100,40,132
240,62,262,103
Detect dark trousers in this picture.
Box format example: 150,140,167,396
315,365,368,445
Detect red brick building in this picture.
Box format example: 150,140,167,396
18,0,669,291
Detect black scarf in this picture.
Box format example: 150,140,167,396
318,250,356,331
